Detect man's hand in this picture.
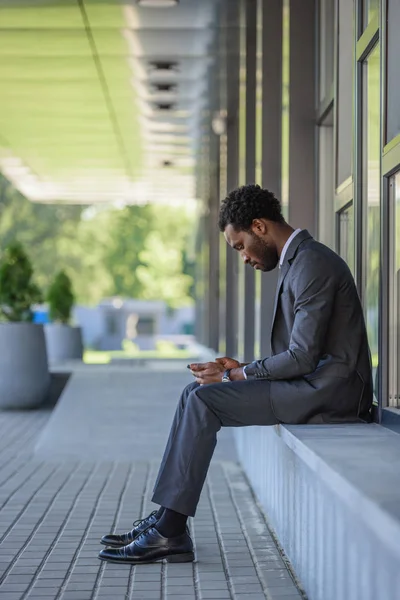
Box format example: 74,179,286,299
215,357,241,369
189,357,242,385
189,361,225,385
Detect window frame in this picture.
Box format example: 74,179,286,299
335,201,355,272
380,0,400,424
354,0,381,413
334,0,354,215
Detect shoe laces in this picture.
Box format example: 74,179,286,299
132,510,157,529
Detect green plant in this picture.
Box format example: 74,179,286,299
47,270,75,324
0,241,42,322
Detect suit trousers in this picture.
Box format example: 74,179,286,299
151,379,278,517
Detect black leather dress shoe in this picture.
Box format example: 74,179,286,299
98,526,194,564
100,510,158,548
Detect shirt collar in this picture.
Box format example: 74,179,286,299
279,228,303,267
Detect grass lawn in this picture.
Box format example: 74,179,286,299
84,341,193,364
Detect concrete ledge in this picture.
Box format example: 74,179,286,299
234,423,400,600
281,424,400,557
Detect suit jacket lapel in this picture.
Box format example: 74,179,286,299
270,229,313,332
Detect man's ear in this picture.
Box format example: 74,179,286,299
251,219,267,234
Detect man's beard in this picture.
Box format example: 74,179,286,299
249,232,279,272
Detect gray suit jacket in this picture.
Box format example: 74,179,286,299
245,230,373,424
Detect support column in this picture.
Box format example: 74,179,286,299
194,110,211,347
260,0,282,357
243,0,257,362
288,0,316,233
207,130,221,352
204,19,223,353
225,0,240,357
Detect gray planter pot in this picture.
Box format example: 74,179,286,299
0,323,50,409
44,324,83,364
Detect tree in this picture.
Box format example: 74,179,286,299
0,174,195,308
102,204,153,299
47,270,75,324
0,241,42,322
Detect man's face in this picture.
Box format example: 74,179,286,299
224,223,279,272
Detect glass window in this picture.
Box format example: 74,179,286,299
318,111,334,248
319,0,334,103
389,171,400,408
336,0,353,187
362,0,379,30
362,44,380,389
338,203,355,275
386,0,400,143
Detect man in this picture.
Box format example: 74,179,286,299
99,184,373,565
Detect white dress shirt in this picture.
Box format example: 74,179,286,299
279,228,302,267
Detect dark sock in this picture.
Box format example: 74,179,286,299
155,508,188,537
155,507,165,519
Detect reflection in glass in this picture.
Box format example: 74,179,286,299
336,0,353,186
386,0,400,142
389,172,400,408
362,0,379,30
338,204,354,275
362,44,380,392
318,111,334,249
319,0,334,102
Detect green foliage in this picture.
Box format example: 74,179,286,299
0,241,42,322
0,174,195,309
102,204,154,299
47,270,75,324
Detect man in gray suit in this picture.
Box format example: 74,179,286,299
99,184,373,565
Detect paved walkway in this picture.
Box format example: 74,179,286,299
0,365,305,600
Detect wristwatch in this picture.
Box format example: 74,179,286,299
222,369,232,382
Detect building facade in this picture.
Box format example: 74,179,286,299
196,0,400,427
195,2,400,598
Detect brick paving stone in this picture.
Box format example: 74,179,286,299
135,574,164,582
235,595,268,600
60,593,94,600
265,586,304,597
234,583,265,593
0,368,305,600
197,581,230,590
166,586,196,594
200,591,231,599
197,573,227,581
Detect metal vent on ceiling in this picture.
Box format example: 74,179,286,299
153,83,177,92
155,103,175,111
149,61,179,72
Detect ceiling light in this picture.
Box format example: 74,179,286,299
137,0,178,7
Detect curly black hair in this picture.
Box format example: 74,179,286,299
218,184,285,232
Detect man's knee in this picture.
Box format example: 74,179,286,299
180,381,199,408
187,387,222,430
184,381,199,395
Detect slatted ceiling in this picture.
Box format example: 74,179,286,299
0,0,84,29
124,30,213,56
0,0,218,204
